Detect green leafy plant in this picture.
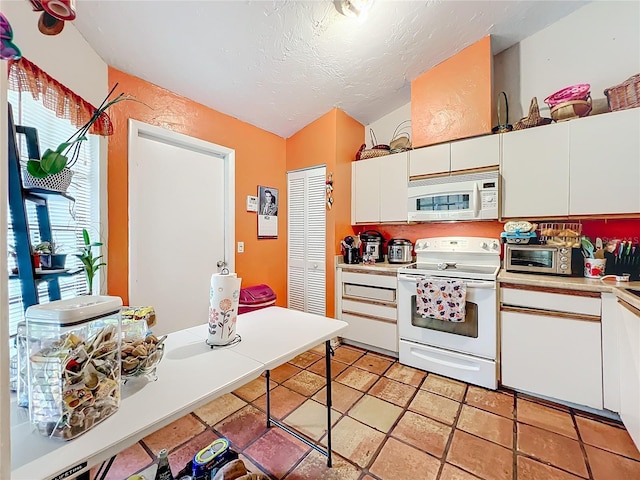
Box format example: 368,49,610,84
76,229,106,294
27,83,137,179
33,241,63,255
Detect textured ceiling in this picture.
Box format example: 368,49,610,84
73,1,588,138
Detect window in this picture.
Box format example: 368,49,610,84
7,90,100,336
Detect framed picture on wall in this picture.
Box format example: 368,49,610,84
258,185,278,238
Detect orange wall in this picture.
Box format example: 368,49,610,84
411,36,493,147
352,221,505,252
286,108,364,317
351,218,640,258
107,67,287,305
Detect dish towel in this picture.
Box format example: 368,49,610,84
416,278,467,322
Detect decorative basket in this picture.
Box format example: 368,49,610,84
355,144,390,160
604,73,640,112
550,97,592,122
544,84,591,108
22,167,73,192
513,97,554,130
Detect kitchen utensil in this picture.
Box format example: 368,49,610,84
581,237,594,258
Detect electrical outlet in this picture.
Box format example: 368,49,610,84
237,241,244,253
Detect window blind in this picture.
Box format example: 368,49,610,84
7,91,100,336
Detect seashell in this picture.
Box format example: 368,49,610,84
132,345,147,357
132,339,144,347
85,372,99,390
144,334,158,344
122,357,139,371
121,345,135,355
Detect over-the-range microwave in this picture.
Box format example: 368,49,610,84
407,171,499,222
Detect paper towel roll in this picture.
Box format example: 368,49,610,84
208,272,242,346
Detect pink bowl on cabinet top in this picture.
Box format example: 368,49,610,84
544,83,591,107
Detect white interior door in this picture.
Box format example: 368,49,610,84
287,166,326,315
128,121,234,335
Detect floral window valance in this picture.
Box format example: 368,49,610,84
8,57,114,135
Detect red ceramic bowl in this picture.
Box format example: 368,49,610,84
544,84,591,108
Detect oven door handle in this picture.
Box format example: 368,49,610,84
398,274,495,289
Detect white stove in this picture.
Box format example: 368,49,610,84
397,237,501,389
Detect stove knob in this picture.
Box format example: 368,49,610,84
491,241,500,251
480,241,488,249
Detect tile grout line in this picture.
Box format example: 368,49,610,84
434,382,468,480
356,363,427,479
571,407,596,480
513,391,519,480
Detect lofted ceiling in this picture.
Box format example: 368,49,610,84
73,0,589,138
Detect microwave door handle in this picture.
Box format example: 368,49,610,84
473,182,481,217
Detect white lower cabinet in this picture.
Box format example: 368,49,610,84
500,286,603,409
617,299,640,449
336,268,398,354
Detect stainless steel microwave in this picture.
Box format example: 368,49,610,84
504,244,582,276
407,171,499,222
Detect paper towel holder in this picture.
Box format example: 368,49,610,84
217,260,230,275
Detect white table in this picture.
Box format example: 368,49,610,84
11,307,347,480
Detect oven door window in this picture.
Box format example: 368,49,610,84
510,249,554,268
417,193,470,212
410,294,478,337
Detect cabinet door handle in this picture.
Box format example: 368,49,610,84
500,305,600,322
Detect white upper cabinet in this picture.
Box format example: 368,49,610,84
410,135,500,179
450,134,500,172
380,151,410,222
569,108,640,215
352,151,408,224
409,143,450,178
352,156,382,224
501,122,570,218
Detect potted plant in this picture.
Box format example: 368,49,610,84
76,229,105,294
24,83,138,190
34,241,67,270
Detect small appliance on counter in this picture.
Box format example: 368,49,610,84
387,238,413,264
360,230,386,263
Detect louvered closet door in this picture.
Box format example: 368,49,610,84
287,166,326,315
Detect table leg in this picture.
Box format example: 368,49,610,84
265,369,271,428
325,339,333,467
263,343,334,467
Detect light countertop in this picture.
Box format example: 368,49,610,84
336,259,411,274
498,271,640,310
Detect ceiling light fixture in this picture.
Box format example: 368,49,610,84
334,0,374,18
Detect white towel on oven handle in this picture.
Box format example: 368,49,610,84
416,277,467,322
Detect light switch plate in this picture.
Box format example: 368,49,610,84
237,242,244,253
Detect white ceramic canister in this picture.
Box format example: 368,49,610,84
208,273,242,346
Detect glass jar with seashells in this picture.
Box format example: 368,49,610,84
121,333,167,382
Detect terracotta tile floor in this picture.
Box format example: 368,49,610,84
100,344,640,479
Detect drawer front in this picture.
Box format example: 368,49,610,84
344,283,396,303
342,271,397,289
501,287,601,317
342,299,397,322
342,313,398,352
